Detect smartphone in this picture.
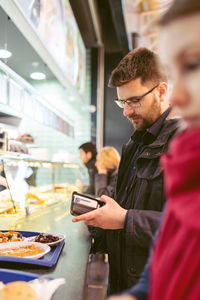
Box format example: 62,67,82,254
70,191,104,216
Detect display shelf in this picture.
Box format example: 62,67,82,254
0,151,81,168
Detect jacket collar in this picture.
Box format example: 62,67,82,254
85,157,96,169
131,107,171,145
122,116,179,160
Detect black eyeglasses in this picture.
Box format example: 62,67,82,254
114,84,159,109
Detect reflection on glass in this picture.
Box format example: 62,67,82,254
0,159,16,214
3,160,29,211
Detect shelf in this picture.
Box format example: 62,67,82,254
0,151,81,168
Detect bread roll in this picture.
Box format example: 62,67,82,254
0,281,39,300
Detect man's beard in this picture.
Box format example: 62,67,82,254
128,116,152,131
128,98,162,131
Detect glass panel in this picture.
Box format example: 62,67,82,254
0,158,82,216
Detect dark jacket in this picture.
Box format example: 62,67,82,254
89,168,118,252
83,157,97,195
95,168,117,197
93,116,179,294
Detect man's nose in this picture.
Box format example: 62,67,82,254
123,104,136,117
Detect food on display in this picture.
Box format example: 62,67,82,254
0,244,43,257
0,281,39,300
25,192,46,204
53,183,76,193
35,233,59,243
0,182,74,215
0,189,14,214
29,183,76,194
0,231,23,243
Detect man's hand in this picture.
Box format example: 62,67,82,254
108,295,137,300
72,195,127,229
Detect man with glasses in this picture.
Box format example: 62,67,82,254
72,47,179,294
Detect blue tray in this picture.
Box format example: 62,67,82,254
0,230,65,267
0,268,40,283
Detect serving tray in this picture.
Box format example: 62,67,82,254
0,268,40,283
0,230,65,267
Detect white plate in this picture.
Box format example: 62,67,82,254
0,241,51,259
25,234,66,246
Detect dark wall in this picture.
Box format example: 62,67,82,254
103,52,133,154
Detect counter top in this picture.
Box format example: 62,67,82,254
0,201,91,300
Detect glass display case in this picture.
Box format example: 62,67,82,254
0,152,82,218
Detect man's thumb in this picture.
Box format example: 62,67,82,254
100,195,112,203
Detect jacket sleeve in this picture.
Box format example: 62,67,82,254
121,218,163,300
83,168,97,196
82,184,94,195
95,173,116,197
124,209,162,248
122,257,150,300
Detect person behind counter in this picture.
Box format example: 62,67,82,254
76,142,97,195
0,163,7,190
95,146,120,197
108,0,200,299
73,48,179,294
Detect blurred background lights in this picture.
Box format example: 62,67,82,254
0,49,12,59
30,72,46,80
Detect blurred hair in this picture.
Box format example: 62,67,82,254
96,146,120,169
160,0,200,26
79,142,97,159
108,47,167,87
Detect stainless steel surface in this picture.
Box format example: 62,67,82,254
1,201,91,300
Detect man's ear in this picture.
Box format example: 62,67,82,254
158,82,168,101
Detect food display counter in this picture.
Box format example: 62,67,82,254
0,154,91,299
0,201,91,300
0,153,82,216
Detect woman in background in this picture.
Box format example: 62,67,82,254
95,146,120,197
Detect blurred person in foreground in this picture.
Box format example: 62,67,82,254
95,146,120,197
76,142,97,195
73,48,179,294
108,0,200,299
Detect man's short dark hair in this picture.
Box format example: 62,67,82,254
108,47,167,87
159,0,200,26
79,142,97,159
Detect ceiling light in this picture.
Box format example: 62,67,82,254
30,72,46,80
0,49,12,59
32,62,39,67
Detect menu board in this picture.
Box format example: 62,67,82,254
63,0,86,95
0,73,8,104
76,32,86,96
14,0,86,97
